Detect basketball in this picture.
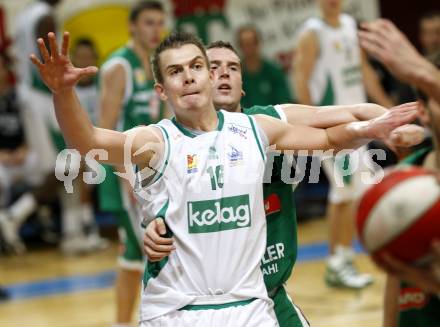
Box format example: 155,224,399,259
357,167,440,265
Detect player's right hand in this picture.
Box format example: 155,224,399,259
143,217,175,262
30,32,97,94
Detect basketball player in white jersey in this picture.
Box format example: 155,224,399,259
31,31,418,326
294,0,396,289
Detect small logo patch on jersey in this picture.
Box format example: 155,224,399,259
187,154,198,173
134,68,146,85
264,193,281,216
228,125,248,139
227,144,243,166
187,194,251,233
399,287,429,311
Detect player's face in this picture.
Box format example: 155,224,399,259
155,44,213,113
131,9,165,51
72,45,97,69
419,18,440,55
207,47,243,112
238,29,259,58
319,0,342,17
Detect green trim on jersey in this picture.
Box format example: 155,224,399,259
179,298,256,311
247,115,266,161
171,110,224,138
143,199,172,288
243,105,281,118
319,74,335,106
148,126,171,186
400,147,432,166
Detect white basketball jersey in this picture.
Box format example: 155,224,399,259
136,110,270,321
13,2,52,87
299,14,367,105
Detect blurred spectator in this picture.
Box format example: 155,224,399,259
293,0,394,290
419,11,440,56
0,50,45,254
12,0,105,255
237,25,293,108
395,11,440,104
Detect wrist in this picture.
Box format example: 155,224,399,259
349,120,374,140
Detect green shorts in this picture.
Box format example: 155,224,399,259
99,165,144,269
271,286,309,327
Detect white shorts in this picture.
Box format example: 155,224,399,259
140,299,279,327
322,146,380,204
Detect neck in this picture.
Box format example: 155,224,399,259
244,56,261,73
175,103,219,132
215,102,241,113
129,40,152,75
323,13,340,27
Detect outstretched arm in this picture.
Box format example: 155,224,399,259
255,102,418,153
30,32,162,168
359,19,440,104
279,102,388,128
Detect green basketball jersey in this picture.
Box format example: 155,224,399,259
244,105,298,291
99,46,164,213
101,46,164,130
398,146,440,327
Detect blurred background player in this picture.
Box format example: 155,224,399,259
97,1,166,326
293,0,395,289
0,48,43,254
237,25,293,108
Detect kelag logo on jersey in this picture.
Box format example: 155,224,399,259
187,194,251,233
187,154,198,173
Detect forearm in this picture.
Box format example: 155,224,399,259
280,103,386,128
326,121,371,152
413,60,440,104
53,88,96,154
383,275,399,327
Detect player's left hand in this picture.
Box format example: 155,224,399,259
365,102,419,141
143,218,175,262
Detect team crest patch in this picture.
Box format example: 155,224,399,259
134,68,146,85
227,144,243,166
187,154,198,173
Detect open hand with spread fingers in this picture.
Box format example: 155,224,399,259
30,32,98,94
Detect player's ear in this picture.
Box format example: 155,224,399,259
154,83,167,101
241,89,246,97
